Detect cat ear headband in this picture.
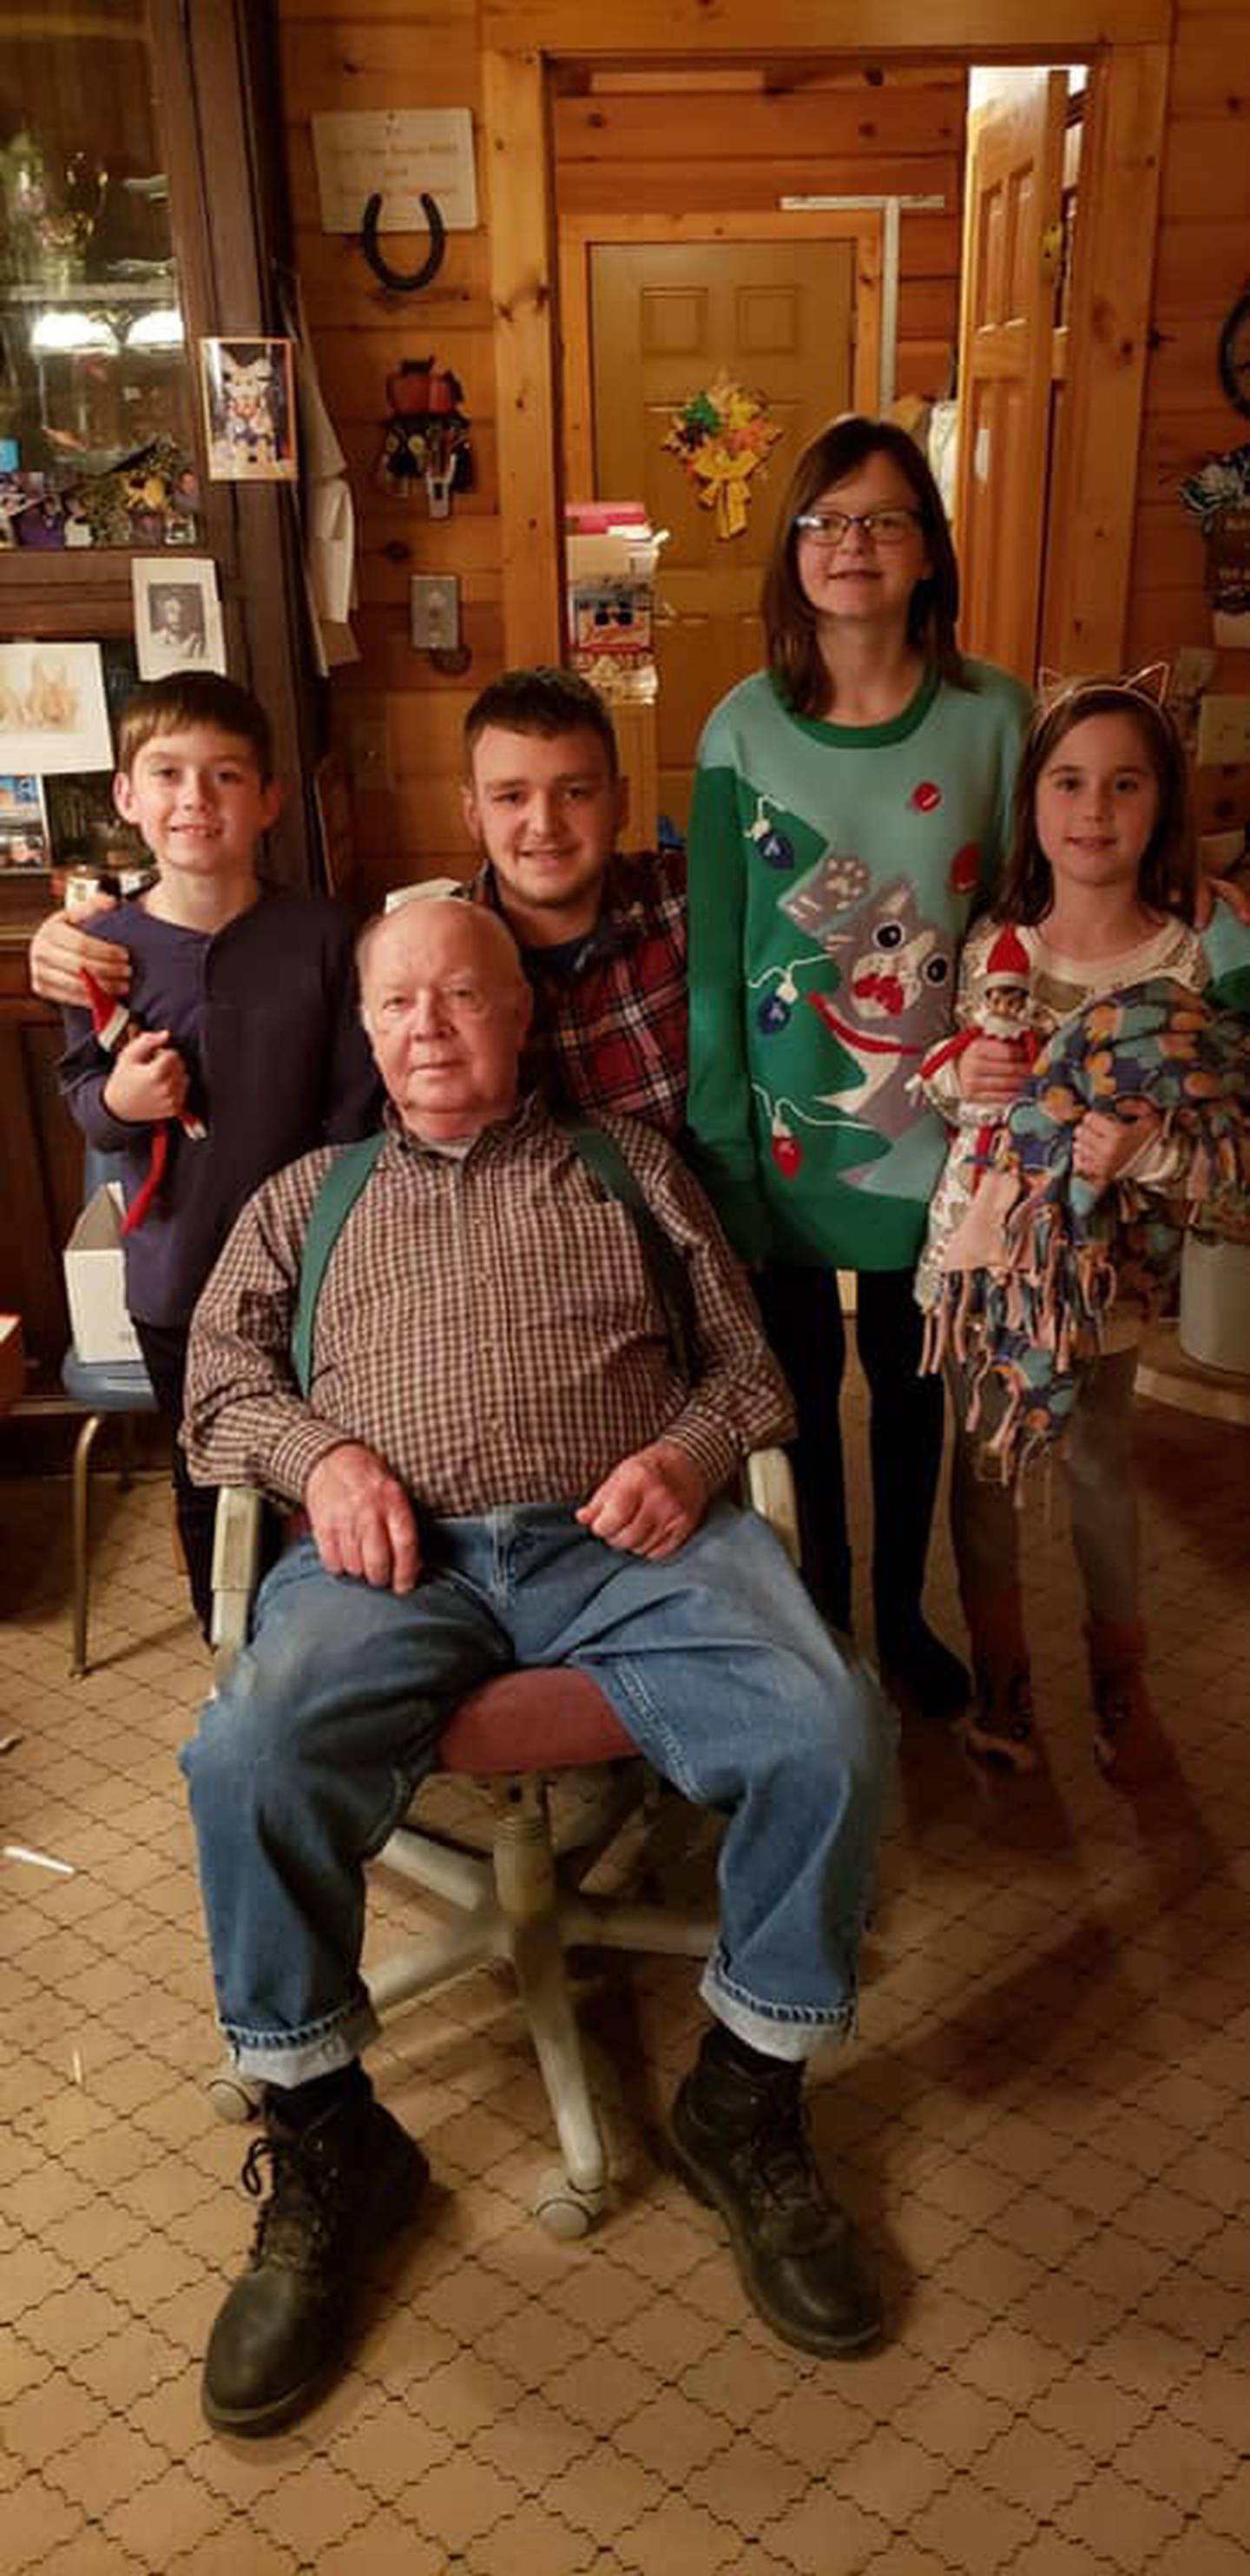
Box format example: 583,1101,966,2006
1035,661,1171,709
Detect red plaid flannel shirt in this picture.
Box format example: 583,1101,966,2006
472,846,688,1138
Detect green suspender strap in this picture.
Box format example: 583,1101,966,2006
290,1120,697,1395
560,1117,698,1382
291,1132,386,1397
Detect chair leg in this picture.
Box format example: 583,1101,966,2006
69,1412,106,1679
494,1780,610,2228
510,1910,610,2221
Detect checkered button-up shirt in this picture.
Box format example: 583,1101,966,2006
473,847,688,1137
184,1091,792,1516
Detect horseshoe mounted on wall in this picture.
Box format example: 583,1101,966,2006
360,191,446,294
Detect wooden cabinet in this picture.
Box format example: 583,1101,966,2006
0,1,320,1393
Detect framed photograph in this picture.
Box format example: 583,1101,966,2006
0,641,113,774
200,336,299,484
132,557,227,681
0,772,50,873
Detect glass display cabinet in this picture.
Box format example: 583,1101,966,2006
0,5,214,632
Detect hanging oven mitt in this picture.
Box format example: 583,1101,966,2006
81,967,207,1235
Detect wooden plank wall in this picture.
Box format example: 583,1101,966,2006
1128,0,1250,687
277,0,1250,906
278,0,494,899
551,64,965,405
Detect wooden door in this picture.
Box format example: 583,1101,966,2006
590,240,853,831
953,69,1067,683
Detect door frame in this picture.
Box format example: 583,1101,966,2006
482,1,1170,676
559,212,883,497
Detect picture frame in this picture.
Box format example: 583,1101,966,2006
0,772,50,874
200,335,299,484
0,641,114,774
132,556,227,681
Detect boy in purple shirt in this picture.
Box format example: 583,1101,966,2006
57,673,378,1632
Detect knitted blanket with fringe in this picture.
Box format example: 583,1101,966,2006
919,976,1250,1484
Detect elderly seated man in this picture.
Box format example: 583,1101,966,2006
180,895,895,2437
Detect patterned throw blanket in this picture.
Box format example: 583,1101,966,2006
920,977,1250,1484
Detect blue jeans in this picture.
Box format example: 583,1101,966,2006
181,1499,895,2087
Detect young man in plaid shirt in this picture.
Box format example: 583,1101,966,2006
463,668,688,1139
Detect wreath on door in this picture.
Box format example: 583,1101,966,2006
661,373,781,539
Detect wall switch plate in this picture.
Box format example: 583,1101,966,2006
1196,692,1250,766
411,574,460,653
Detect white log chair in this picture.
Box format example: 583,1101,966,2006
204,1453,800,2237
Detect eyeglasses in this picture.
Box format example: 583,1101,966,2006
793,507,922,550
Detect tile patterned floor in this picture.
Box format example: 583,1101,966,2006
1,1374,1248,2575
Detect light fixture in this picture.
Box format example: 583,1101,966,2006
125,306,185,351
30,308,120,357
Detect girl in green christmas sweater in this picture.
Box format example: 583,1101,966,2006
687,416,1030,1716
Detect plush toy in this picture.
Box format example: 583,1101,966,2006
918,921,1042,1192
377,359,474,509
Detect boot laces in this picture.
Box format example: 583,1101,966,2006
749,2086,829,2222
241,2131,345,2272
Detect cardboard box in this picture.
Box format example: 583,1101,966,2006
63,1185,141,1365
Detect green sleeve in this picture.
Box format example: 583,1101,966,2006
980,676,1030,906
686,759,769,1261
1210,963,1250,1012
1201,894,1250,1014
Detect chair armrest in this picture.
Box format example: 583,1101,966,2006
744,1446,800,1569
210,1485,266,1678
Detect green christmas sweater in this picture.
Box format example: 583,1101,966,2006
687,661,1031,1269
1201,887,1250,1014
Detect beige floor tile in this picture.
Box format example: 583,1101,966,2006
1144,2533,1250,2576
616,2493,773,2576
908,2478,1036,2572
1008,2539,1115,2576
316,2524,447,2576
1054,2467,1188,2566
762,2487,892,2575
168,2531,300,2575
833,2427,957,2524
39,2534,146,2576
1201,2461,1250,2546
465,2504,612,2576
467,2390,597,2494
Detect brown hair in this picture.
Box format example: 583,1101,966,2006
997,680,1198,926
762,414,969,718
115,674,274,781
464,666,618,777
